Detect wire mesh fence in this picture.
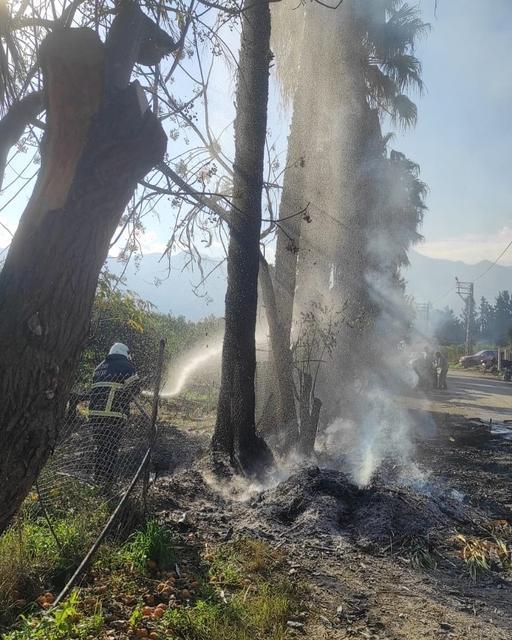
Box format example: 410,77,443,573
4,339,166,611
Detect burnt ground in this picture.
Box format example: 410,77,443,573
150,380,512,640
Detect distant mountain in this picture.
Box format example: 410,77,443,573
108,250,512,319
106,253,226,320
404,251,512,312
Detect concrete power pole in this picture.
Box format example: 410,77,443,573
456,278,474,356
416,302,431,333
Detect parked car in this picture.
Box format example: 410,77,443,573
459,350,497,368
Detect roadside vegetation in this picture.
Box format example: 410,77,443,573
77,271,223,386
3,521,304,640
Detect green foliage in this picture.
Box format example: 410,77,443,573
432,307,465,346
75,269,223,388
0,482,109,625
362,1,429,128
437,292,512,347
3,591,103,640
162,578,299,640
128,605,144,630
2,529,303,640
405,536,437,571
120,520,176,572
161,541,299,640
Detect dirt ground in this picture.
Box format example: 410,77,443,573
152,370,512,640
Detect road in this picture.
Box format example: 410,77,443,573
404,369,512,423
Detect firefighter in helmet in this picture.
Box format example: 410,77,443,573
88,343,140,487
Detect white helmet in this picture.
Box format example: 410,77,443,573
109,342,130,358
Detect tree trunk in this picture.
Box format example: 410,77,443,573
258,256,299,451
323,2,382,423
298,371,321,456
273,16,318,346
211,0,273,476
0,14,167,533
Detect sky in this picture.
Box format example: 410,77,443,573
1,0,512,268
395,0,512,265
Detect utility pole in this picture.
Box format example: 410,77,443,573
416,302,431,333
456,278,474,356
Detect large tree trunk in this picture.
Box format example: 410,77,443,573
323,1,381,424
0,7,168,533
211,0,273,476
273,14,321,346
258,256,299,451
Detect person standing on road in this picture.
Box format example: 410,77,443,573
88,343,140,488
433,351,448,390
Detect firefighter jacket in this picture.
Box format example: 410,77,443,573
89,354,140,420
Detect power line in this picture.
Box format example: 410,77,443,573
431,235,512,306
473,238,512,284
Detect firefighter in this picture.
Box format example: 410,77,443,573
88,343,140,487
433,350,448,390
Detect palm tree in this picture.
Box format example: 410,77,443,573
272,0,428,425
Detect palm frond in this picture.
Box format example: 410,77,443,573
381,131,395,146
365,64,397,104
367,3,429,59
389,93,417,128
381,52,423,93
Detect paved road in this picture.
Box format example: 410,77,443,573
404,369,512,423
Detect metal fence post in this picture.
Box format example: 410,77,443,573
143,338,166,509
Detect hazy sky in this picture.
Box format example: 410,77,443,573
397,0,512,265
1,0,512,267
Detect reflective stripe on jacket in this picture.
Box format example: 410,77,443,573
88,355,139,420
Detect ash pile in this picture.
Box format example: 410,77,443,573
154,466,488,549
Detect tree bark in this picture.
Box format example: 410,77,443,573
297,370,322,456
0,11,168,533
258,256,299,451
0,91,43,190
211,0,273,476
273,16,319,347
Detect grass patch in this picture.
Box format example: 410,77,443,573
160,540,301,640
454,531,512,580
404,535,438,571
118,519,177,572
0,481,109,627
3,591,103,640
2,522,305,640
162,580,298,640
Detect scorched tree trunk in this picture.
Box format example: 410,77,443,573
212,0,273,475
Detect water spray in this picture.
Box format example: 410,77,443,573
161,341,223,398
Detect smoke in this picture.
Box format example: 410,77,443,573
268,0,432,487
320,287,429,488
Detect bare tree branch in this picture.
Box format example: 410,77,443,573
0,90,43,190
